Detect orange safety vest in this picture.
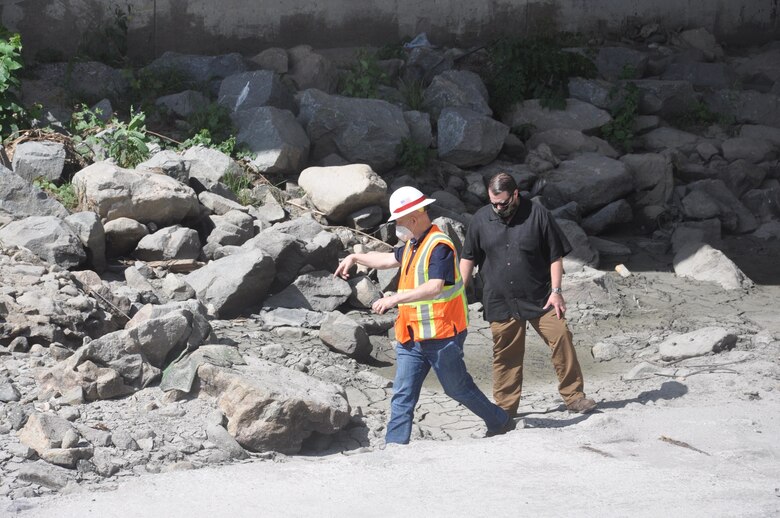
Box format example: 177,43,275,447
394,225,469,344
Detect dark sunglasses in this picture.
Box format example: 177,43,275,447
491,192,515,209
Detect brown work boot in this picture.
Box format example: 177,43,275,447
566,397,597,414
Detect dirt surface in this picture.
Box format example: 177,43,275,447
6,239,780,517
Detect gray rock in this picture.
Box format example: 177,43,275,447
704,90,780,128
659,327,736,361
662,62,739,90
686,179,758,233
182,146,245,192
595,47,648,81
250,47,289,74
265,270,351,312
155,90,209,118
134,225,201,261
503,98,611,134
73,162,199,226
0,216,86,269
673,243,753,290
403,111,433,148
721,138,776,164
0,167,69,219
11,140,66,183
199,191,247,216
719,160,767,198
17,461,74,489
555,218,599,272
35,61,129,102
675,28,724,61
137,150,190,184
403,47,454,85
0,379,21,402
527,129,605,159
185,249,276,317
104,218,149,258
741,188,780,222
631,80,698,118
437,107,509,168
298,89,410,172
298,164,387,222
347,276,384,309
287,45,339,93
319,311,373,360
241,229,307,290
197,361,350,454
233,106,310,175
65,211,107,273
640,127,700,153
540,154,634,213
567,77,622,111
739,124,780,147
581,199,633,235
206,423,249,459
17,412,76,454
143,51,247,83
422,70,491,119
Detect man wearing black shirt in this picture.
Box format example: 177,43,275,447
459,172,597,416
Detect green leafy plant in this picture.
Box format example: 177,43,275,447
399,138,432,174
340,51,388,99
33,178,78,209
0,32,30,140
185,102,234,142
103,110,151,168
485,36,597,113
376,42,407,61
600,83,640,152
180,129,237,156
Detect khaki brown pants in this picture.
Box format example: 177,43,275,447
489,309,585,415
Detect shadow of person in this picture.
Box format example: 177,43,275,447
597,380,689,410
518,381,689,429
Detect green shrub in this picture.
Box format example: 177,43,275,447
76,4,130,67
399,78,425,111
600,83,640,153
222,171,253,205
33,178,78,209
669,101,734,131
185,102,234,143
485,36,597,113
180,129,236,156
340,51,388,99
0,32,30,140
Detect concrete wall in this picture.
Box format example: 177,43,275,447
2,0,778,64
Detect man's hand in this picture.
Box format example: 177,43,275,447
372,294,398,315
543,293,566,319
334,255,356,279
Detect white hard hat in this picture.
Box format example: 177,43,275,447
387,186,436,221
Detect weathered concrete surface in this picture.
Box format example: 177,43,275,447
2,1,777,64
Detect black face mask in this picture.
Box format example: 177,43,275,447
492,193,518,219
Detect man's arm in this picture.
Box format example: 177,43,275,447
459,258,475,288
334,252,399,280
372,278,444,314
542,257,566,319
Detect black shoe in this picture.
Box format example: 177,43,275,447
485,417,517,438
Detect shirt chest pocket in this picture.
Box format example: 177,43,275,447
515,236,539,253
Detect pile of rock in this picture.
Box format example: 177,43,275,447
2,27,780,499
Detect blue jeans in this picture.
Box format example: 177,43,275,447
385,331,509,444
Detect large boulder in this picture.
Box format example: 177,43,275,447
658,327,737,361
155,90,209,118
264,270,351,312
298,164,387,222
437,107,509,167
555,218,599,272
233,106,310,175
422,70,491,119
503,98,611,134
182,146,245,192
0,216,86,269
218,70,296,114
704,90,780,128
11,141,66,183
540,154,634,214
297,89,410,172
0,167,68,220
197,360,350,453
631,80,698,119
133,225,202,261
287,45,339,93
185,249,276,317
72,162,199,226
673,243,753,290
64,211,107,273
319,311,373,360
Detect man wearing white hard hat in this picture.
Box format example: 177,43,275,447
335,186,513,444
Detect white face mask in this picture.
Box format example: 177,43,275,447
395,225,414,242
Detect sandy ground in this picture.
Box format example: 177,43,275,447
5,237,780,517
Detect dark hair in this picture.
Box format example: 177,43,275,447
488,172,518,195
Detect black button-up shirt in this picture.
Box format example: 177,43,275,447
461,198,572,322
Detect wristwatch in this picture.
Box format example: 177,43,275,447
551,287,562,294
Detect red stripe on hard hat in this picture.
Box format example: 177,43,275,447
393,195,427,214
